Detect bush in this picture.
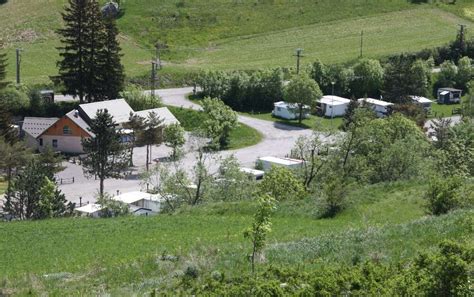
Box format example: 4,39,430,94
425,177,463,215
316,175,348,218
258,166,306,201
0,87,29,114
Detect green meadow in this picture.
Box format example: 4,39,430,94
1,1,474,84
0,181,472,294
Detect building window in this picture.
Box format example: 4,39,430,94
63,125,72,135
39,138,43,146
52,139,58,148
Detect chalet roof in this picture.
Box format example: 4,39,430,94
22,117,59,138
78,99,133,124
134,107,180,126
65,110,94,137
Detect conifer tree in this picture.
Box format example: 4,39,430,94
81,109,128,196
99,16,124,100
83,0,106,102
57,0,89,103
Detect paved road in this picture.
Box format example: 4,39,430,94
424,115,462,135
57,87,314,204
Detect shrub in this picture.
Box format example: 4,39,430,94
425,177,463,215
258,166,306,201
316,175,348,218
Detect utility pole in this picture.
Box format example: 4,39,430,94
359,30,364,58
16,48,22,84
151,61,157,98
294,48,304,75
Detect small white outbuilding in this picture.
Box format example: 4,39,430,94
409,96,433,112
112,191,164,215
257,156,304,172
272,101,310,120
358,98,394,118
317,96,351,117
240,167,265,180
75,203,104,218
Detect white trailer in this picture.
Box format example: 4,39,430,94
317,96,351,117
272,101,309,120
257,156,304,172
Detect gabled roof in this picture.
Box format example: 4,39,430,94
65,110,94,137
134,107,180,126
22,117,59,138
78,99,133,124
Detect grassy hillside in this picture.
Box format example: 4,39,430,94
1,1,474,84
0,181,472,294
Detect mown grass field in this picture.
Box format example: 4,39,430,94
1,1,474,84
185,8,472,70
0,181,472,294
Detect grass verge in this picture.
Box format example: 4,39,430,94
167,106,262,150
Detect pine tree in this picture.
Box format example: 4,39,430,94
57,0,113,103
99,16,124,100
4,160,47,220
0,50,8,90
83,0,106,102
81,109,129,196
57,0,89,103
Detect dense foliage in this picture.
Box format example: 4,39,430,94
197,69,284,112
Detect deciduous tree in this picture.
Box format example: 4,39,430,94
243,194,276,274
284,75,322,123
202,97,238,149
163,123,186,160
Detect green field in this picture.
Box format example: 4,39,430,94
1,1,474,84
0,181,472,294
185,8,472,70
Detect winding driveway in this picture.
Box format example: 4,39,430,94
57,87,313,203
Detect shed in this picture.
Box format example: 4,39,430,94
40,90,54,104
358,98,394,118
317,96,351,117
409,96,432,111
257,156,304,172
75,203,103,218
437,88,462,104
272,101,310,120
